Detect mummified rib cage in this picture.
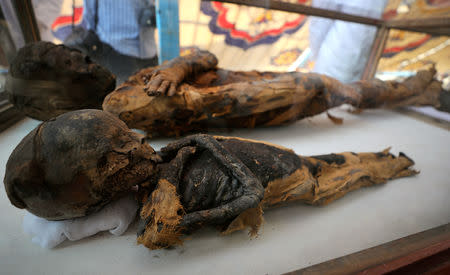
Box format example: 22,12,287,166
103,50,442,137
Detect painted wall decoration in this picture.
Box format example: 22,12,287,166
200,1,308,49
51,6,84,41
382,33,432,58
270,48,302,66
378,0,449,75
49,0,84,42
179,0,311,71
44,0,448,74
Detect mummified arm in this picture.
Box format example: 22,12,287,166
144,50,218,96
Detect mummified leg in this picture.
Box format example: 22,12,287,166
224,147,417,235
262,149,417,208
307,150,417,205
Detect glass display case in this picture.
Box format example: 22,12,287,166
0,1,449,274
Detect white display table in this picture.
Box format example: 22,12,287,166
1,107,449,275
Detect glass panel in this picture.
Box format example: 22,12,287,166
29,0,158,83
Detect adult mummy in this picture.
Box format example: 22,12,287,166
103,50,443,137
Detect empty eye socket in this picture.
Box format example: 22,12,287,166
97,155,108,169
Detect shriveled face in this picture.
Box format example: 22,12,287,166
4,109,159,220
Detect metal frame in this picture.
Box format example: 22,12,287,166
0,92,24,133
287,223,450,274
0,0,448,269
11,0,40,43
0,0,33,133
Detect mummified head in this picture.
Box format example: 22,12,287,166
4,109,159,220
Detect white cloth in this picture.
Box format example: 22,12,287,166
23,195,138,248
309,0,388,83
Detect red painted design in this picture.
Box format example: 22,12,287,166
383,35,431,55
212,2,305,44
51,7,83,31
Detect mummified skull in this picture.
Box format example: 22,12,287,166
4,109,159,220
6,42,116,121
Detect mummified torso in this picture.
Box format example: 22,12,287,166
170,138,309,213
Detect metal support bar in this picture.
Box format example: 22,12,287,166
204,0,383,27
11,0,40,43
0,93,24,133
361,26,390,80
387,17,450,36
387,16,450,29
287,223,450,275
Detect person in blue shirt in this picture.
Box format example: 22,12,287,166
70,0,159,83
83,0,157,60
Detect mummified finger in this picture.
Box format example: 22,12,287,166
137,136,417,249
144,50,218,96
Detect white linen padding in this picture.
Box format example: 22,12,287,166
23,195,138,248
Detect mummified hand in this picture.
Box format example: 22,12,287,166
4,110,417,250
143,50,218,96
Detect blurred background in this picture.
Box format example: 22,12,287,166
1,0,448,75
